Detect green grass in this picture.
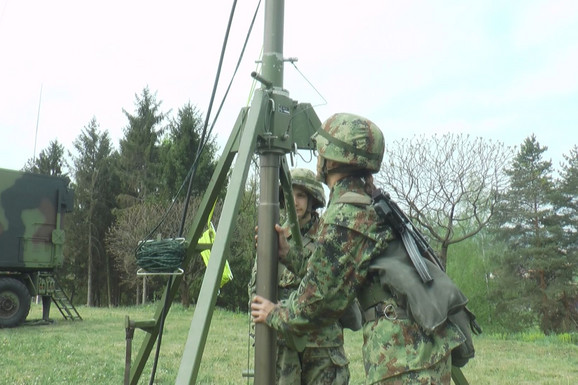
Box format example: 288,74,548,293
1,303,576,384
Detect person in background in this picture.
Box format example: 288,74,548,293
248,167,351,385
252,113,465,384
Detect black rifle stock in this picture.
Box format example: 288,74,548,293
372,189,446,273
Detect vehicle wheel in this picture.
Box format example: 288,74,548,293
0,278,31,327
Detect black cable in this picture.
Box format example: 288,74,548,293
143,0,263,382
174,0,262,234
147,0,258,383
148,275,174,385
178,0,239,237
138,0,261,245
206,0,262,142
246,307,255,385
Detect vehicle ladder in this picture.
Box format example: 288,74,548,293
51,277,82,321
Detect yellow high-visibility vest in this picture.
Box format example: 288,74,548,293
199,203,233,288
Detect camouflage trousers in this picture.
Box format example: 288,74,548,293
370,352,452,385
276,345,350,385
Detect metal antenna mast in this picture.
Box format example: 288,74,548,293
253,0,284,383
33,84,43,163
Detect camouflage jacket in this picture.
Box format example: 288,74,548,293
277,216,317,291
250,215,344,348
268,176,464,383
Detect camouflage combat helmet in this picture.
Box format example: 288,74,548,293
290,168,326,209
314,113,384,173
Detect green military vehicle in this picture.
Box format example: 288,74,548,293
0,167,77,327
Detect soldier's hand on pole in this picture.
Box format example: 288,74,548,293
255,223,288,240
255,224,289,260
251,295,277,323
275,224,290,261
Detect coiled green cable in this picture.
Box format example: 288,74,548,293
135,238,187,273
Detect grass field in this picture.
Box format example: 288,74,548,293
1,303,577,385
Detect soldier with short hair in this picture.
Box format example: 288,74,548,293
252,113,465,384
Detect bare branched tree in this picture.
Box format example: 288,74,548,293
377,133,513,266
106,197,220,305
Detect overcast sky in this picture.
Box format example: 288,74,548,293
0,0,577,173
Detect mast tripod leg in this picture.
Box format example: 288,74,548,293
126,106,248,385
174,91,270,385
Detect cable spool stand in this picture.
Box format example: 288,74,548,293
124,237,187,385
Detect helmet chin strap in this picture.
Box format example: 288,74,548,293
299,197,314,227
306,197,313,215
318,157,357,185
316,158,329,184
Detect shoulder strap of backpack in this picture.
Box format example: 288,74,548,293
335,191,372,206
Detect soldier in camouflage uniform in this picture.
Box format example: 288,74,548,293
252,113,465,384
249,168,350,385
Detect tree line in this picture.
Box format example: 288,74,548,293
23,87,230,310
22,87,577,335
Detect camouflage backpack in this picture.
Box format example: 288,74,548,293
337,190,482,368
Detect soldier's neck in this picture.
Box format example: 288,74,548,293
326,171,349,189
299,212,312,227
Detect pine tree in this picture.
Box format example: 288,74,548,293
24,140,67,176
69,118,120,307
158,102,218,201
558,146,578,240
552,146,578,332
490,135,571,333
118,87,165,203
